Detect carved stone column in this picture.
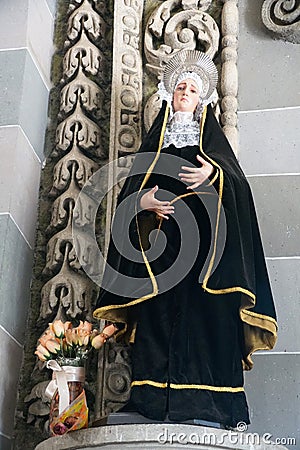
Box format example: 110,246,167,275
220,0,239,153
262,0,300,44
104,0,144,256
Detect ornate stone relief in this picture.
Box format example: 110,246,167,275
144,0,220,132
144,0,220,75
110,0,144,156
143,0,240,153
96,342,132,418
39,0,107,322
262,0,300,44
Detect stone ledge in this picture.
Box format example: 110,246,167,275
35,423,288,449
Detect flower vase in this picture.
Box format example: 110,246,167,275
47,363,87,436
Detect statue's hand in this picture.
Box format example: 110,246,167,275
140,185,174,220
179,154,214,189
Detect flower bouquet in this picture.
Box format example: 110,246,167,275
35,320,110,436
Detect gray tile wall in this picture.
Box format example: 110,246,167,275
238,1,300,448
245,354,300,446
0,50,49,159
0,0,55,447
0,127,41,245
0,434,13,450
239,108,300,176
238,0,300,111
0,215,33,343
45,0,57,17
267,259,300,353
0,0,55,88
248,175,300,258
0,328,23,439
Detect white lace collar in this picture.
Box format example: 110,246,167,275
169,111,194,124
162,111,200,149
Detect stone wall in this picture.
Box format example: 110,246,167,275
0,1,56,449
237,1,300,448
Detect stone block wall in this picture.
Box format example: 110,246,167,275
238,1,300,448
0,1,55,449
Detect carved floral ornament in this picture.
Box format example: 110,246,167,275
143,0,220,131
144,0,219,76
262,0,300,44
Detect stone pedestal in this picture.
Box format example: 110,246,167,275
35,423,288,450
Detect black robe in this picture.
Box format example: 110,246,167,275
94,102,277,427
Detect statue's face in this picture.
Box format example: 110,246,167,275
172,78,200,113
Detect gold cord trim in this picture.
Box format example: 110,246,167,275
204,285,256,300
131,380,244,393
198,107,224,288
154,190,214,244
131,380,168,388
196,109,278,363
133,105,170,302
207,167,219,186
93,106,256,313
140,106,170,191
242,309,278,327
170,383,244,393
196,109,261,305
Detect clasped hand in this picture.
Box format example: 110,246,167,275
140,155,213,220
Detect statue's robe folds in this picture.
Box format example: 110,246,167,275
94,102,277,427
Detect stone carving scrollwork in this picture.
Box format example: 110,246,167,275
68,0,106,40
262,0,300,44
40,244,95,319
60,67,104,116
63,32,105,78
144,0,219,77
56,107,102,154
24,381,51,427
143,0,220,134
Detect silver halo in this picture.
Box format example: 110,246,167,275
163,50,218,101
